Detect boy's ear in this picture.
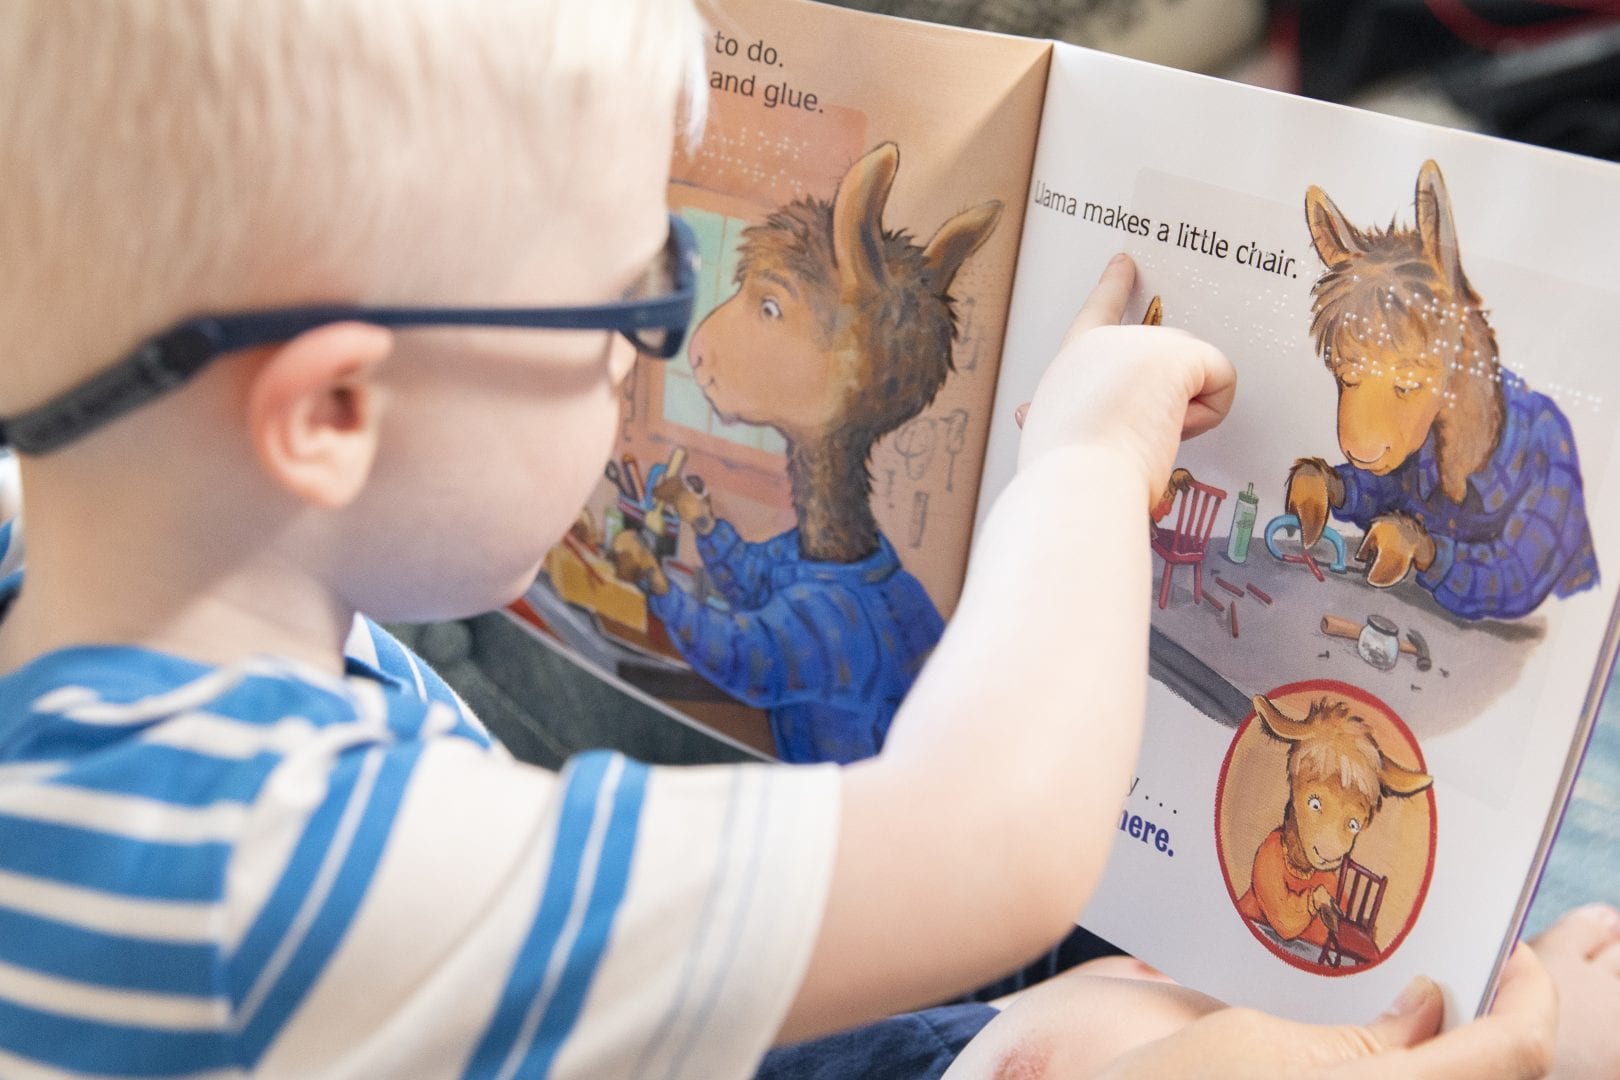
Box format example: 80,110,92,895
245,322,394,510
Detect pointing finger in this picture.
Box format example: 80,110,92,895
1062,253,1138,346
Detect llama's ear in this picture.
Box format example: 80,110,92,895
1379,757,1435,798
921,200,1001,295
832,142,900,292
1142,296,1163,326
1305,185,1357,268
1415,160,1470,297
1252,695,1310,743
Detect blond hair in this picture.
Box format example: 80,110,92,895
0,0,706,412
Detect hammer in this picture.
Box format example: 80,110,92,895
1319,615,1432,670
1405,629,1432,672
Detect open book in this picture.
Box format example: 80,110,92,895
506,0,1620,1027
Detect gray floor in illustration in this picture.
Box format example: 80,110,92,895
1149,536,1546,737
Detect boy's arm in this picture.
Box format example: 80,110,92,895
233,733,840,1079
779,256,1238,1039
1095,944,1556,1078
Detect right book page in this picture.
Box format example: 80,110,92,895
977,40,1620,1025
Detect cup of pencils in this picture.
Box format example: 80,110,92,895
606,448,686,560
613,496,677,558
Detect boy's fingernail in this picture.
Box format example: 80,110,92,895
1380,976,1434,1020
1014,403,1029,427
1108,252,1129,268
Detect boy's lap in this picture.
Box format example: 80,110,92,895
752,933,1147,1080
758,964,1219,1080
756,1004,998,1080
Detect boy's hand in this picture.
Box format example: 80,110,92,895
609,530,669,596
1015,254,1235,502
1099,944,1556,1080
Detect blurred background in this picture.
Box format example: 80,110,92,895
827,0,1620,163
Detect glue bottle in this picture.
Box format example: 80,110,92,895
1226,482,1259,563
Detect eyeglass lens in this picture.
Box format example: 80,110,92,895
627,225,688,358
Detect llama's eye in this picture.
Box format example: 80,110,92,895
1336,372,1361,389
760,297,782,320
1308,795,1321,812
1394,381,1419,398
1348,818,1361,834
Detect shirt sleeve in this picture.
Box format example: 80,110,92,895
236,736,841,1080
0,450,23,581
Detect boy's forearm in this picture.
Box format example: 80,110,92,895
889,443,1150,909
786,446,1151,1038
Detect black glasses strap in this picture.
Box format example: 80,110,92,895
0,325,225,455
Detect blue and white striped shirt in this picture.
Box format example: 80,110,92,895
0,590,838,1077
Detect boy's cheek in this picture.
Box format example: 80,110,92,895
608,337,640,388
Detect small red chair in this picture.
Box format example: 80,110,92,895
1150,479,1227,609
1319,857,1387,968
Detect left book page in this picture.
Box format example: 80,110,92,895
508,0,1050,763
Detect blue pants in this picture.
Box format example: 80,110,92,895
757,927,1119,1078
755,1004,997,1080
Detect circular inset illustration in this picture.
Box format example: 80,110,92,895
1215,680,1436,974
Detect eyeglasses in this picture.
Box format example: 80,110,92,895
0,213,699,455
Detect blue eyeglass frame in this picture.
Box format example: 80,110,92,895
0,213,699,455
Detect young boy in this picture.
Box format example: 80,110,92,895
0,2,1611,1077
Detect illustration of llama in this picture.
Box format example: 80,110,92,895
1285,160,1598,619
619,143,1000,764
1236,694,1432,965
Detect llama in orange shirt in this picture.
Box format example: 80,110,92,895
1236,694,1432,948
